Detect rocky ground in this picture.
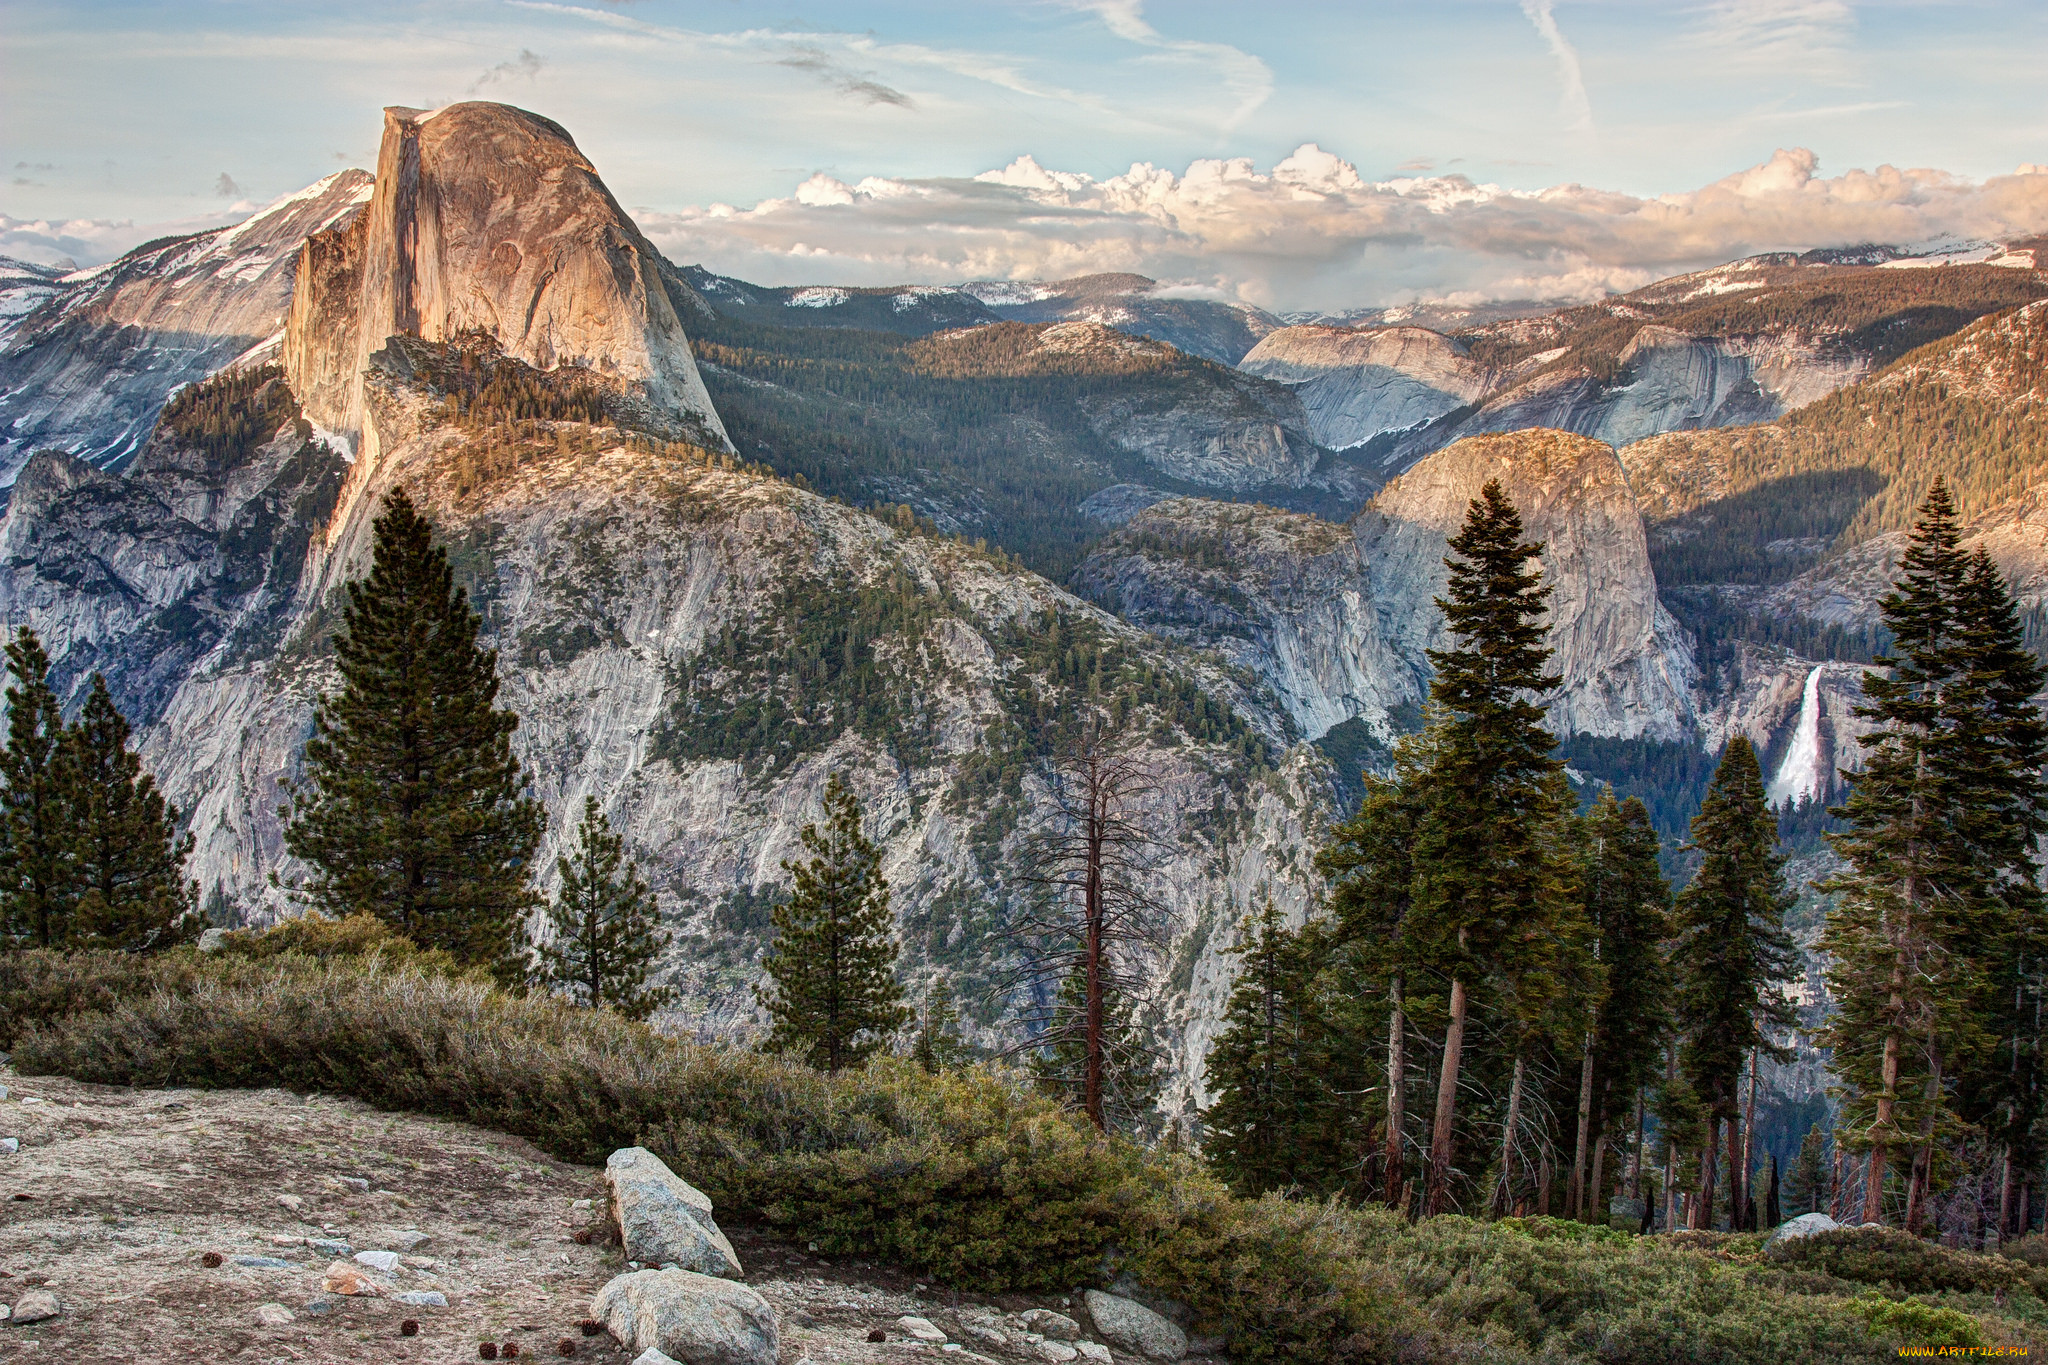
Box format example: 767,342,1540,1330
0,1069,1219,1365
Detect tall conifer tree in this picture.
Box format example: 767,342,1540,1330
1673,736,1797,1229
1203,898,1331,1194
69,674,197,952
1410,480,1565,1216
758,774,909,1072
536,797,674,1020
1571,790,1675,1220
282,488,543,980
0,628,77,948
1819,481,2041,1226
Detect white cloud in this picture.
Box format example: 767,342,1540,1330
1520,0,1594,134
1065,0,1273,132
1693,0,1858,80
0,211,247,268
637,144,2048,313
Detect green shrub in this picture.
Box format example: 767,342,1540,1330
1846,1293,1986,1349
1767,1227,2034,1298
2002,1231,2048,1268
1494,1215,1635,1246
209,913,467,977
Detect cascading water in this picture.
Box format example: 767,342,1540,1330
1766,666,1825,809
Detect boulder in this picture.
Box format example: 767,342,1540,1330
1085,1290,1188,1362
197,927,228,952
605,1147,743,1278
1766,1212,1844,1246
1032,1343,1079,1363
255,1302,294,1326
593,1269,778,1365
394,1290,448,1307
632,1352,684,1365
10,1289,59,1324
354,1250,402,1273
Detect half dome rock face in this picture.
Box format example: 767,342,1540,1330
1357,429,1698,740
285,102,729,451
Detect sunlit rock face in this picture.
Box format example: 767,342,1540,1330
284,102,728,454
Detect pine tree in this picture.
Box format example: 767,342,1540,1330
1315,734,1432,1206
1032,957,1162,1129
1410,479,1566,1216
282,488,543,981
0,628,77,948
1202,898,1331,1194
758,774,909,1072
910,981,973,1074
536,797,674,1021
1783,1123,1830,1217
1820,481,2040,1227
68,674,197,952
1571,790,1675,1220
1672,736,1798,1229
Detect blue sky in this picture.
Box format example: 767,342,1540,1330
5,1,2046,309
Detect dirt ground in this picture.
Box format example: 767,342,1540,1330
0,1068,1205,1365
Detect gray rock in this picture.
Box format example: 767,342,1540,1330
1033,1342,1079,1364
0,1138,16,1154
302,1298,336,1316
1767,1212,1845,1246
197,926,229,953
898,1315,948,1343
337,1176,370,1193
594,1269,778,1365
1018,1310,1081,1341
254,1302,294,1326
1085,1291,1188,1362
230,1255,297,1269
10,1289,59,1324
632,1351,684,1365
1077,1345,1112,1364
306,1238,353,1258
606,1147,743,1278
393,1290,448,1307
353,1250,402,1273
388,1229,430,1252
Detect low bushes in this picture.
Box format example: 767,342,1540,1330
1767,1226,2039,1298
0,945,2023,1363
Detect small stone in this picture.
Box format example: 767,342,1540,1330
633,1352,684,1365
572,1198,593,1211
390,1229,431,1251
355,1249,403,1273
1076,1345,1112,1364
321,1260,384,1296
255,1302,295,1326
0,1139,16,1155
899,1316,948,1344
1018,1310,1081,1342
961,1324,1009,1349
1083,1292,1186,1363
277,1193,305,1212
304,1298,336,1316
0,1305,9,1322
10,1289,59,1324
1033,1342,1079,1363
339,1176,371,1194
230,1255,296,1269
307,1237,354,1258
0,1085,10,1100
394,1290,449,1307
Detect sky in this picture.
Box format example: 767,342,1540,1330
4,0,2047,312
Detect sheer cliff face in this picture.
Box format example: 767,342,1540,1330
1077,429,1698,744
0,172,373,479
1236,326,1497,451
283,103,729,453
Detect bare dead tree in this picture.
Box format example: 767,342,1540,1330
999,721,1171,1133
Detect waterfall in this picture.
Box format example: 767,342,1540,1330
1766,666,1825,809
